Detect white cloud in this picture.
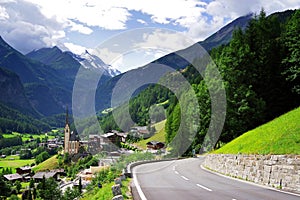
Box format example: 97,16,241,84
0,6,9,20
63,42,88,55
68,21,93,35
1,0,300,56
137,19,147,25
134,29,195,52
0,0,65,53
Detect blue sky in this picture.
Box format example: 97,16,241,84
0,0,300,72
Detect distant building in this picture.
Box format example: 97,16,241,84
64,108,81,154
16,166,32,175
4,173,22,182
130,126,151,139
32,171,58,182
146,141,165,150
88,135,103,155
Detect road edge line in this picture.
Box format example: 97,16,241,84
133,167,148,200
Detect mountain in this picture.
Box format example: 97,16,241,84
95,13,254,112
71,50,120,77
27,47,120,79
0,38,121,117
0,67,37,116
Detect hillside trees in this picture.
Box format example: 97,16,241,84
282,9,300,94
165,9,299,155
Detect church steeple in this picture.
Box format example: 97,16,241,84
66,106,69,125
64,106,70,154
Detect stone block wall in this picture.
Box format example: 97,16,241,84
204,154,300,193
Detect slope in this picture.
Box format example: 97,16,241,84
214,107,300,155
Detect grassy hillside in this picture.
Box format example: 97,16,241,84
135,120,166,149
214,107,300,155
33,155,58,172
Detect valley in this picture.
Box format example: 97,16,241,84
0,5,299,200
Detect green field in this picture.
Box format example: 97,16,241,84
33,155,58,172
2,132,55,142
135,120,166,149
214,107,300,155
0,155,34,170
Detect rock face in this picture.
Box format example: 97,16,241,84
204,154,300,193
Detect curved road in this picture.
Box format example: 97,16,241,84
133,157,300,200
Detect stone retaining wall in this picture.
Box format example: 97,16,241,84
204,154,300,193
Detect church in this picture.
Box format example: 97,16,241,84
64,108,81,154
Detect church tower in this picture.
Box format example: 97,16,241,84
64,107,70,153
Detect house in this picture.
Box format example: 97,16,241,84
102,132,119,144
88,135,103,155
16,166,32,175
32,171,58,182
130,126,151,139
4,173,22,182
146,141,165,150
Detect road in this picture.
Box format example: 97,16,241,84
133,157,300,200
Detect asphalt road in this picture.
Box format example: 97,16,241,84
133,157,300,200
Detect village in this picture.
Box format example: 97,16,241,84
0,110,166,199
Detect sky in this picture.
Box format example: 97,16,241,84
0,0,299,72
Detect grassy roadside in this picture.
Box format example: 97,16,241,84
81,178,132,200
214,106,300,155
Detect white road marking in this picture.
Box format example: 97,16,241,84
173,165,176,171
133,169,148,200
181,175,189,181
196,184,212,192
174,171,179,174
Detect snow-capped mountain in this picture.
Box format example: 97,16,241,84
73,50,120,77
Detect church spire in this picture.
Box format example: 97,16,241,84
66,106,69,125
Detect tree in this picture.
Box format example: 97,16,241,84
35,151,50,164
282,9,300,94
37,177,61,200
29,179,34,189
15,181,21,193
0,176,11,197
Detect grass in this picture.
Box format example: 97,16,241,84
81,178,132,200
2,132,54,142
135,120,166,149
214,107,300,155
33,155,59,172
0,155,34,171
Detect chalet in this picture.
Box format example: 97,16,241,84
146,141,165,150
32,171,58,182
102,132,119,144
16,166,32,175
4,173,22,182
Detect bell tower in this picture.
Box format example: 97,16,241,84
64,107,70,153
